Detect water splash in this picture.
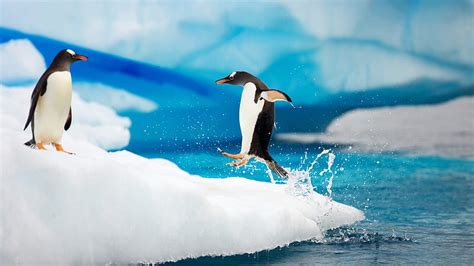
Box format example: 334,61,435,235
307,149,330,173
314,227,414,244
285,168,314,198
281,149,337,200
319,152,336,198
288,102,304,109
264,164,276,184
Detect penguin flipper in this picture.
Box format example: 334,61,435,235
260,89,292,103
64,107,72,131
24,72,49,130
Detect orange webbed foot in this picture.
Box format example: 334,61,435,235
222,152,244,160
226,156,250,167
36,143,47,150
54,143,75,155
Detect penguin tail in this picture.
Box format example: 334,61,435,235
265,158,289,179
24,139,36,148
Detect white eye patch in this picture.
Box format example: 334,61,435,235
229,71,236,78
66,49,76,55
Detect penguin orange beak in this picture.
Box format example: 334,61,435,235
74,54,88,61
215,77,230,84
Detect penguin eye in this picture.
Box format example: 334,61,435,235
229,71,236,80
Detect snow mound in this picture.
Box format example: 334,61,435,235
0,86,363,264
1,85,131,150
0,39,46,84
75,82,158,113
277,97,474,158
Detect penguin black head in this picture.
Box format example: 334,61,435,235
216,71,293,103
215,71,256,86
50,49,88,69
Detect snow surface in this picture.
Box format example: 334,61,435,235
0,86,363,264
0,39,46,84
277,97,474,158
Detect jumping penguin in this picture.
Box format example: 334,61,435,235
24,49,88,153
216,71,292,178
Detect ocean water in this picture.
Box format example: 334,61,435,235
138,143,474,264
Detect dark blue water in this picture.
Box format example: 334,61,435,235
138,145,474,264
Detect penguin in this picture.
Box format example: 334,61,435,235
23,49,88,153
215,71,292,178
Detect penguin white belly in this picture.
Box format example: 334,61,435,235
34,71,72,144
239,82,264,154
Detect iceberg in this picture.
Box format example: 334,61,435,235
0,85,363,264
277,97,474,158
311,40,469,92
75,82,158,113
284,0,474,67
0,39,46,85
2,1,472,69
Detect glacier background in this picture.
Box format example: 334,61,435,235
1,0,472,154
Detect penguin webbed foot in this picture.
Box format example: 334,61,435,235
221,151,244,160
226,156,250,167
36,143,47,150
54,143,75,155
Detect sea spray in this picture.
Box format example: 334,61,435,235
264,163,276,184
319,152,336,198
285,168,314,198
255,149,338,200
282,149,337,200
309,149,331,173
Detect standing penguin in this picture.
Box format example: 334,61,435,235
216,71,292,178
24,49,88,153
